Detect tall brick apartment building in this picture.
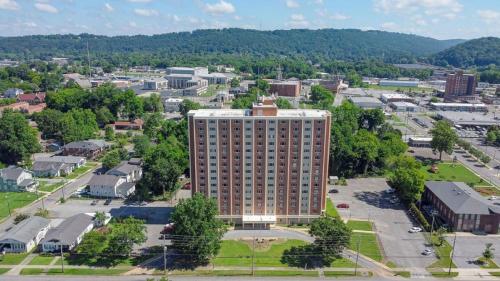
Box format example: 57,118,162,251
444,71,477,102
188,98,331,228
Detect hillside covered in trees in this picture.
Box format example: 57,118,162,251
431,37,500,68
0,28,463,63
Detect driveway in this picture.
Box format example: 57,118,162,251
446,235,500,268
331,178,435,268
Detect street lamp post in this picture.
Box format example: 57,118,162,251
5,195,11,217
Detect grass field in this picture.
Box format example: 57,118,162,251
65,163,97,180
430,271,458,278
0,268,10,275
346,220,373,231
349,233,383,262
213,239,307,267
38,181,65,193
394,271,411,278
478,258,499,269
427,235,456,269
0,253,29,265
28,255,56,265
20,268,44,275
0,192,39,219
420,163,492,187
46,268,128,275
326,198,340,218
489,272,500,276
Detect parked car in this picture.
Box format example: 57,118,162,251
90,200,98,206
489,196,498,201
422,248,433,256
104,199,112,205
329,189,339,194
336,203,349,209
409,227,422,233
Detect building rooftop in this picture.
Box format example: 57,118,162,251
34,156,85,165
0,166,28,181
106,161,141,176
42,214,94,245
88,174,121,187
0,216,50,244
437,111,496,126
349,96,383,104
391,101,418,107
188,108,330,118
381,93,412,99
431,102,487,107
165,98,183,103
425,181,500,215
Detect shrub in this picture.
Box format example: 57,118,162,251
410,203,430,231
14,213,30,224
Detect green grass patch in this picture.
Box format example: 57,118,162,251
46,268,128,275
489,272,500,276
0,192,39,219
213,239,307,267
346,220,373,231
255,270,318,277
65,163,97,179
427,235,456,269
385,261,398,268
28,255,56,265
420,163,492,188
394,271,411,278
324,271,371,277
20,268,45,275
0,253,29,265
349,233,383,262
430,271,458,278
38,181,65,193
478,257,499,269
331,258,357,268
326,198,340,218
0,268,10,275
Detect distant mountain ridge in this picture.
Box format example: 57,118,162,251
0,28,465,62
431,37,500,68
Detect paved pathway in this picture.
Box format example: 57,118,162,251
5,253,37,275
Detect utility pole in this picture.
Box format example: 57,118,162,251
251,236,256,276
5,196,11,217
354,234,361,276
448,233,457,276
163,235,167,275
60,241,64,273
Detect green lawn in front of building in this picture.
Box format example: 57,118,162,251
0,192,39,219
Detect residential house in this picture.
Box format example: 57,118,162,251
106,159,142,182
0,216,51,253
17,93,46,105
112,119,144,130
88,174,136,198
0,166,38,192
423,181,500,234
41,214,94,252
62,139,108,159
32,156,86,177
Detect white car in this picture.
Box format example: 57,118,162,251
385,189,396,194
409,227,423,233
489,196,498,201
422,248,433,256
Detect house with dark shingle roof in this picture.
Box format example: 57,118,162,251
0,216,51,253
40,213,94,252
32,156,86,177
106,159,142,182
423,181,500,234
0,166,38,192
88,174,136,198
62,139,109,159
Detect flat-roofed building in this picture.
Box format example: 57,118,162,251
269,81,301,97
143,79,168,90
379,80,419,87
430,102,488,112
188,97,331,227
380,93,414,103
390,101,418,112
348,96,384,110
164,98,184,112
166,67,208,76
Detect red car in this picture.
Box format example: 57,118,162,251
336,203,350,209
182,183,191,190
161,223,175,235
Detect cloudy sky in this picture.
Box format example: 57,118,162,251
0,0,499,39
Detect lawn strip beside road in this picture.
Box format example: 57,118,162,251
430,271,459,278
393,271,411,278
349,233,383,262
323,270,373,277
0,253,30,265
326,198,340,218
38,181,65,193
0,192,38,219
45,268,128,275
427,235,456,270
347,220,373,231
0,268,10,275
28,255,56,266
20,268,45,275
65,163,98,180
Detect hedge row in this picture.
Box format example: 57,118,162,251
456,139,491,164
409,203,430,231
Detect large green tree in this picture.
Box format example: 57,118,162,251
430,120,457,160
179,99,202,118
388,155,426,202
106,217,147,257
170,193,227,264
0,110,41,164
60,109,99,144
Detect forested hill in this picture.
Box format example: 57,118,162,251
431,37,500,68
0,28,463,63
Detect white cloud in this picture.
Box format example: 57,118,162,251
34,2,58,13
477,9,500,24
104,3,113,12
233,15,242,20
204,0,235,15
129,21,137,27
0,0,19,10
24,21,37,27
286,13,309,28
330,13,350,20
374,0,462,19
381,21,397,30
134,8,159,16
127,0,152,2
286,0,299,8
314,0,324,4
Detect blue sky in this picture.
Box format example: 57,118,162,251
0,0,499,39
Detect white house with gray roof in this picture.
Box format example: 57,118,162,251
106,159,142,182
423,181,500,234
32,156,86,177
0,216,50,253
88,174,136,198
41,213,94,252
0,166,38,192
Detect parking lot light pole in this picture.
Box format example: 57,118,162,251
448,233,457,275
354,234,361,276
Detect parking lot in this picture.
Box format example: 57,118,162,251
330,178,436,268
49,198,173,250
446,236,500,268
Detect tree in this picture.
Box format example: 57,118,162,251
32,109,65,139
310,85,334,104
94,211,107,226
308,216,351,266
61,109,99,144
101,149,126,170
483,243,495,260
105,126,115,141
256,79,270,93
436,227,446,246
95,107,115,127
142,93,164,113
352,129,380,174
170,193,227,264
77,231,108,258
430,121,458,160
359,109,385,131
230,77,240,87
132,135,152,157
388,155,426,202
0,110,41,164
106,217,147,257
275,97,293,109
179,99,202,119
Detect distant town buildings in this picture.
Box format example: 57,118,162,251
348,96,384,110
17,93,46,105
379,79,419,88
188,97,331,227
430,102,488,112
389,101,418,112
143,78,168,90
62,140,109,159
380,93,414,104
3,88,24,98
268,80,301,97
164,98,184,113
444,71,477,102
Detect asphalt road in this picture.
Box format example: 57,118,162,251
446,236,500,268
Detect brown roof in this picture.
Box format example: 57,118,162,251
17,93,46,102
